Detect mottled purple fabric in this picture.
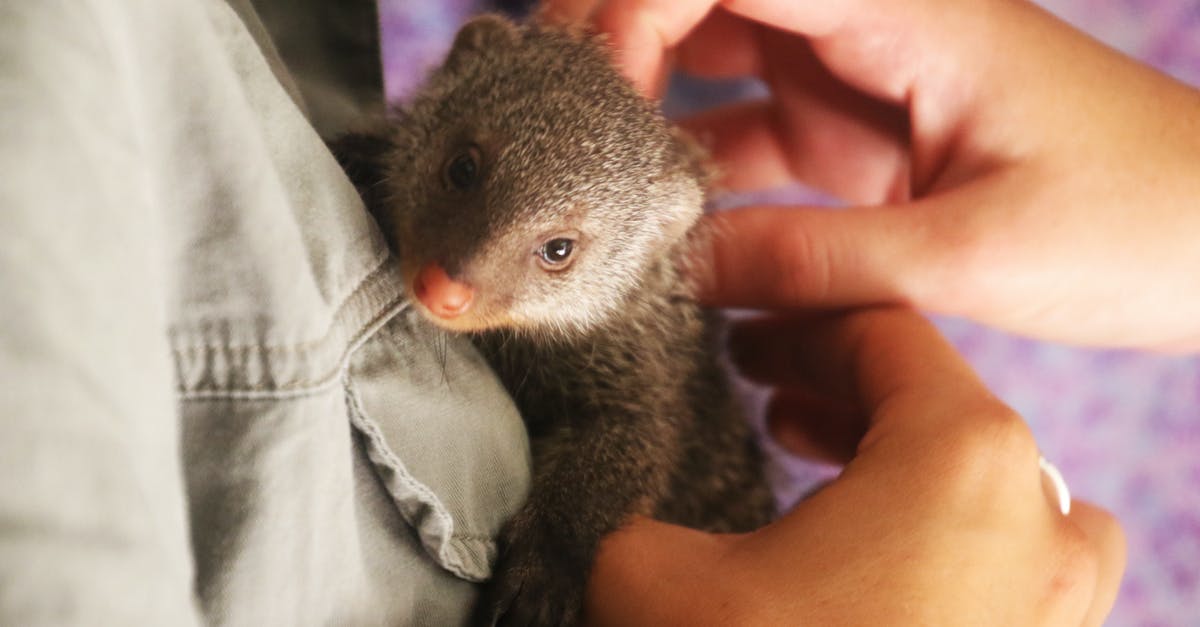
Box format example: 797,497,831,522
379,0,476,103
377,1,1199,624
959,2,1200,625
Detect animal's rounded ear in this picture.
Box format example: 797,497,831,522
446,14,521,66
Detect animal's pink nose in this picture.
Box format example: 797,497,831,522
413,262,474,319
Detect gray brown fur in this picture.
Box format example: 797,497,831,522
331,15,774,626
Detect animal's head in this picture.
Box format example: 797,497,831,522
378,15,706,337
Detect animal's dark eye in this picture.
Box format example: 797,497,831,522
443,146,481,191
538,238,575,268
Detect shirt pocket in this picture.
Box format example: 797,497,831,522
345,306,530,581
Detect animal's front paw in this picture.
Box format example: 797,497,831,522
471,521,590,627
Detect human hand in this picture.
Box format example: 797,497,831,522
583,307,1125,626
544,0,1200,351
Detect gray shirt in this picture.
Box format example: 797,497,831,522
0,0,531,624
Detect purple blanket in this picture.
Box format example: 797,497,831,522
378,2,1200,624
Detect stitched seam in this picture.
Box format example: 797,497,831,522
342,374,488,580
168,249,392,353
177,293,409,400
453,532,497,542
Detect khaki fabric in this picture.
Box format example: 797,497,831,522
0,0,531,625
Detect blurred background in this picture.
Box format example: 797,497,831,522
376,1,1200,624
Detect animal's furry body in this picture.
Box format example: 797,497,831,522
332,14,774,625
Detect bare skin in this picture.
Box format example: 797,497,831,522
548,0,1200,351
530,0,1163,623
583,308,1124,625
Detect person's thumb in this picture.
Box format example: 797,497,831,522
695,204,936,310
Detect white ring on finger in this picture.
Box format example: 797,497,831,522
1038,455,1072,516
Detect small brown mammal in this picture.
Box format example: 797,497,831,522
332,14,775,626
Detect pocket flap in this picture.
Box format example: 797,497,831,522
346,308,530,581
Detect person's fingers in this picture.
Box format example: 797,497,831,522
538,0,601,24
589,0,718,94
1065,502,1126,627
590,0,984,98
681,99,908,202
586,2,911,202
672,7,762,79
697,205,921,311
728,308,1018,492
728,313,858,397
679,28,912,200
696,168,1027,317
764,389,864,465
591,0,872,94
732,307,988,421
730,314,867,464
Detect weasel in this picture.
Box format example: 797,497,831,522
331,15,775,625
